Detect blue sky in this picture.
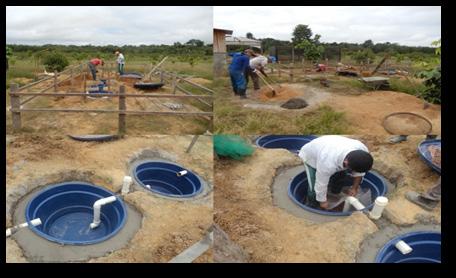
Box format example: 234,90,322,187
214,6,441,47
6,6,213,45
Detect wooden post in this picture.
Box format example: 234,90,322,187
172,74,177,94
83,71,87,92
290,67,294,83
118,85,126,136
70,68,74,87
278,61,281,77
291,47,295,64
53,71,58,92
186,135,199,153
160,71,164,83
10,84,22,131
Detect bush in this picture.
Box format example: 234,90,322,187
43,52,69,72
415,65,441,104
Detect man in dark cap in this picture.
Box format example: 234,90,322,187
298,135,374,210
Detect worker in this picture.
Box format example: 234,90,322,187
88,57,104,80
228,49,253,99
245,49,268,92
406,177,441,211
315,63,326,72
115,50,125,75
298,135,374,210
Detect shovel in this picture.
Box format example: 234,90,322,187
256,72,277,96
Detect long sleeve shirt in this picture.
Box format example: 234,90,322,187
228,52,250,72
298,135,369,202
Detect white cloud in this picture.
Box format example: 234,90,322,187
6,6,213,45
214,6,441,46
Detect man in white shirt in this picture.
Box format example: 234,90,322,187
115,50,125,75
298,135,374,210
245,49,268,91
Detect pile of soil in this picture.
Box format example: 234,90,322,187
258,85,300,101
383,113,432,135
280,98,308,109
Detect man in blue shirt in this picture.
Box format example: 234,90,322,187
228,49,253,99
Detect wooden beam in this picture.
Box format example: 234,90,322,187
147,56,168,80
12,108,213,116
12,92,213,98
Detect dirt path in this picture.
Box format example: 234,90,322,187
214,135,440,262
6,134,213,263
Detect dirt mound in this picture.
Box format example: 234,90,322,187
280,98,308,109
258,85,300,101
383,113,432,135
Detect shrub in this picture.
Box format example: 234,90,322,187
43,52,69,72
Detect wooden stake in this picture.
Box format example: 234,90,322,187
10,84,22,131
53,71,58,92
118,85,126,136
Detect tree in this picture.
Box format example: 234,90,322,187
246,32,254,39
351,49,375,64
362,39,374,49
185,39,204,47
43,52,69,72
295,40,325,63
292,24,313,45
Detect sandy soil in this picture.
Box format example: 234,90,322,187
326,91,441,135
214,135,441,262
222,78,440,135
6,134,213,263
8,72,211,135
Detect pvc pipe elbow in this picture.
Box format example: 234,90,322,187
395,240,413,255
344,196,366,211
90,196,117,229
177,170,188,177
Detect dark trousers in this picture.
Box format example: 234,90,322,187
306,169,354,208
88,63,97,80
245,67,260,90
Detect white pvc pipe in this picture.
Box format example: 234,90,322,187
343,196,366,212
121,176,132,195
6,218,42,237
177,170,188,177
90,196,117,229
369,196,389,220
395,240,413,255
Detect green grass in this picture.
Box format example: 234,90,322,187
214,100,350,135
389,77,426,97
